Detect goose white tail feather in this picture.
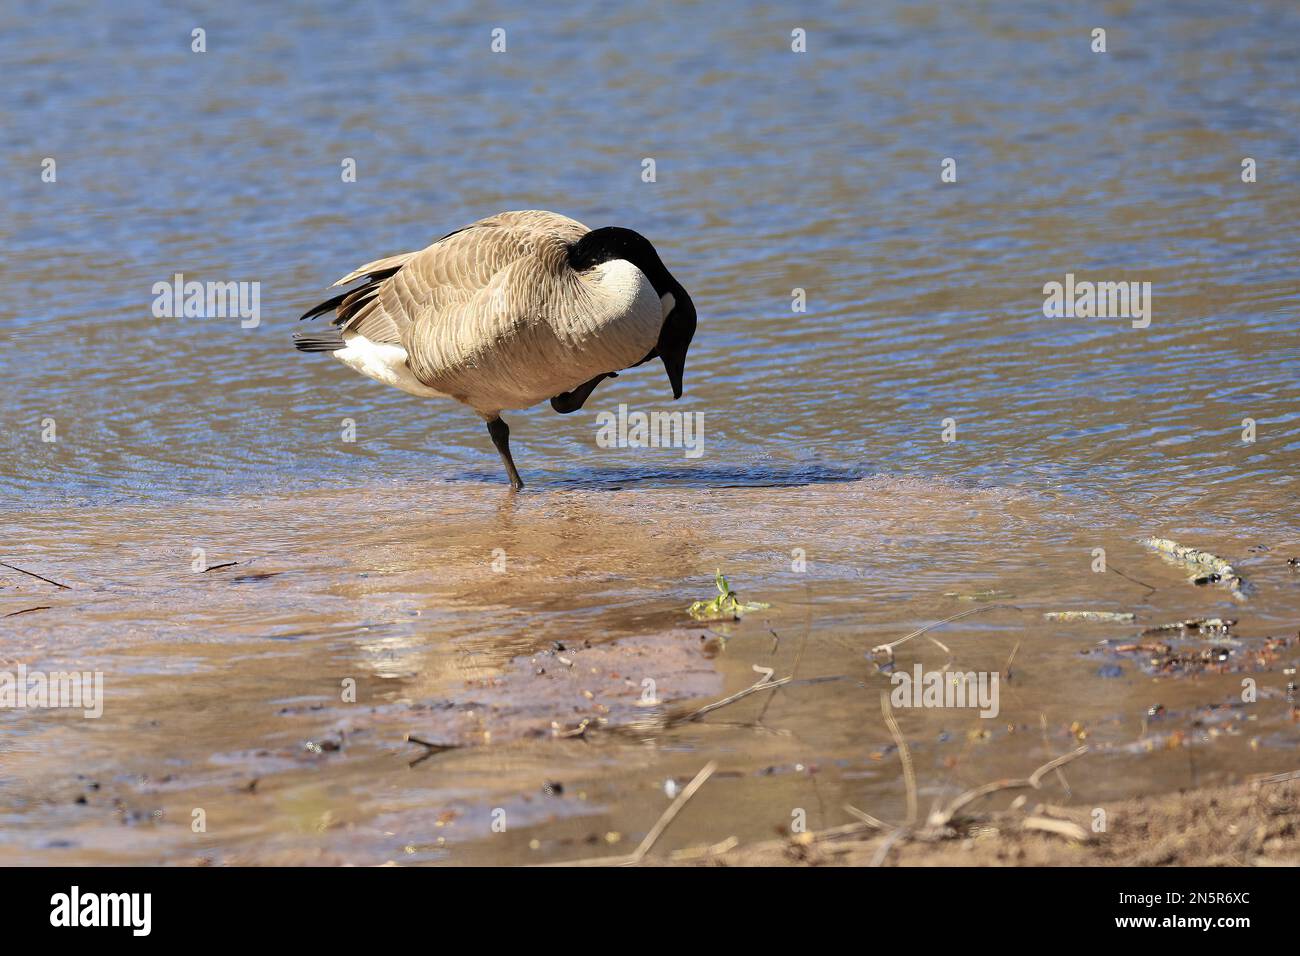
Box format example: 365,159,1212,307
333,334,445,398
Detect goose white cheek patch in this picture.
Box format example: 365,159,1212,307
660,292,676,319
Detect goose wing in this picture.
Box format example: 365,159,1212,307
298,210,589,349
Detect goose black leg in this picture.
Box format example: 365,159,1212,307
550,372,616,414
486,416,524,491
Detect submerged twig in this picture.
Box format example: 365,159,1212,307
4,606,53,618
1108,564,1157,594
627,761,716,864
870,603,1019,660
671,666,790,724
929,746,1090,828
1039,713,1071,795
542,761,717,866
0,561,71,590
880,692,918,826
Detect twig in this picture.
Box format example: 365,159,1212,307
201,561,241,573
671,667,790,724
929,746,1090,827
880,691,918,826
4,606,53,618
1108,564,1157,594
627,761,716,864
757,582,812,724
670,835,738,861
1039,713,1071,795
809,821,877,842
1253,768,1300,787
404,735,459,766
871,604,1018,660
1022,815,1091,842
1003,640,1021,680
541,761,717,866
842,803,892,831
869,826,907,867
0,561,71,590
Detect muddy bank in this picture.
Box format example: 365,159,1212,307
1,477,1298,866
681,773,1300,867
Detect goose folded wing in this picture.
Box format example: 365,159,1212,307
324,212,590,347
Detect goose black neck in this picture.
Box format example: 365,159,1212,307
568,226,675,297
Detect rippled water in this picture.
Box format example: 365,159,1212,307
1,1,1297,864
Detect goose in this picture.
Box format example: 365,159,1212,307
293,210,696,490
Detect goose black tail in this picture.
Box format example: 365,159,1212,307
293,329,347,353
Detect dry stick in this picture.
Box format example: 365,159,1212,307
0,561,71,590
810,821,877,842
1003,640,1021,679
1022,815,1090,842
842,803,892,831
869,825,908,868
930,746,1090,827
1039,713,1071,795
757,580,812,724
880,691,918,827
1253,768,1300,787
542,761,718,867
625,760,717,865
871,603,1020,660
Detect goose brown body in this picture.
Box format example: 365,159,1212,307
294,209,697,490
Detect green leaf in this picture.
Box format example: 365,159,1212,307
687,568,770,622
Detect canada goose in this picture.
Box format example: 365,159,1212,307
294,210,696,490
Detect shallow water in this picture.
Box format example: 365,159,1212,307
2,1,1298,864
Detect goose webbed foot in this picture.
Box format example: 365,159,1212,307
550,372,616,414
486,416,524,491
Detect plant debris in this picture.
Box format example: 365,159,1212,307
1142,537,1249,601
687,569,769,622
1141,617,1235,637
1091,633,1293,677
1044,611,1136,623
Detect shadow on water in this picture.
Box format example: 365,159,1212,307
450,462,872,491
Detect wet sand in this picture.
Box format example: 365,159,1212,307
2,475,1296,865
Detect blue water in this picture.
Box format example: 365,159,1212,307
2,0,1297,518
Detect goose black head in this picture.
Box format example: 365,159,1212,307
568,226,696,399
